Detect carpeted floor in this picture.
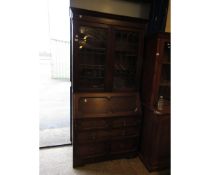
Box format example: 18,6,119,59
40,146,170,175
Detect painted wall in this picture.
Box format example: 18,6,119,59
165,0,171,32
70,0,150,19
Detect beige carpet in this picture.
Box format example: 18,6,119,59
40,146,170,175
39,127,70,147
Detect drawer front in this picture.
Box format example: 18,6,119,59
110,127,139,138
110,138,138,154
76,143,108,158
125,127,140,136
75,130,110,143
111,117,140,128
111,118,125,128
110,128,124,138
125,117,141,126
75,119,108,130
75,117,140,130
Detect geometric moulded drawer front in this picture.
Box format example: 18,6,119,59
78,97,110,115
76,130,110,143
110,138,138,154
75,119,108,131
110,117,139,128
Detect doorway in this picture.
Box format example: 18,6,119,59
39,0,72,148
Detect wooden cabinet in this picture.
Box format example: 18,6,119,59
71,8,147,167
73,92,142,167
140,33,170,171
140,107,170,171
141,33,170,107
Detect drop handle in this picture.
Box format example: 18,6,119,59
83,98,87,103
134,107,138,112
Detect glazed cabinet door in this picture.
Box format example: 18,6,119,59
73,22,110,92
154,38,171,109
111,27,144,91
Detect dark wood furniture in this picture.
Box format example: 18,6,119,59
140,32,170,171
73,92,142,167
70,8,148,167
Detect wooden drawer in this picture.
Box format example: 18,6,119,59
75,130,109,143
125,127,140,136
75,119,108,131
110,127,140,138
110,138,138,154
111,117,140,128
76,142,108,158
125,117,141,127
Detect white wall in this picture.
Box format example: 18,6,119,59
38,0,51,55
70,0,150,19
48,0,70,41
39,0,70,55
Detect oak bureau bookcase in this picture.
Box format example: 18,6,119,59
70,7,148,167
